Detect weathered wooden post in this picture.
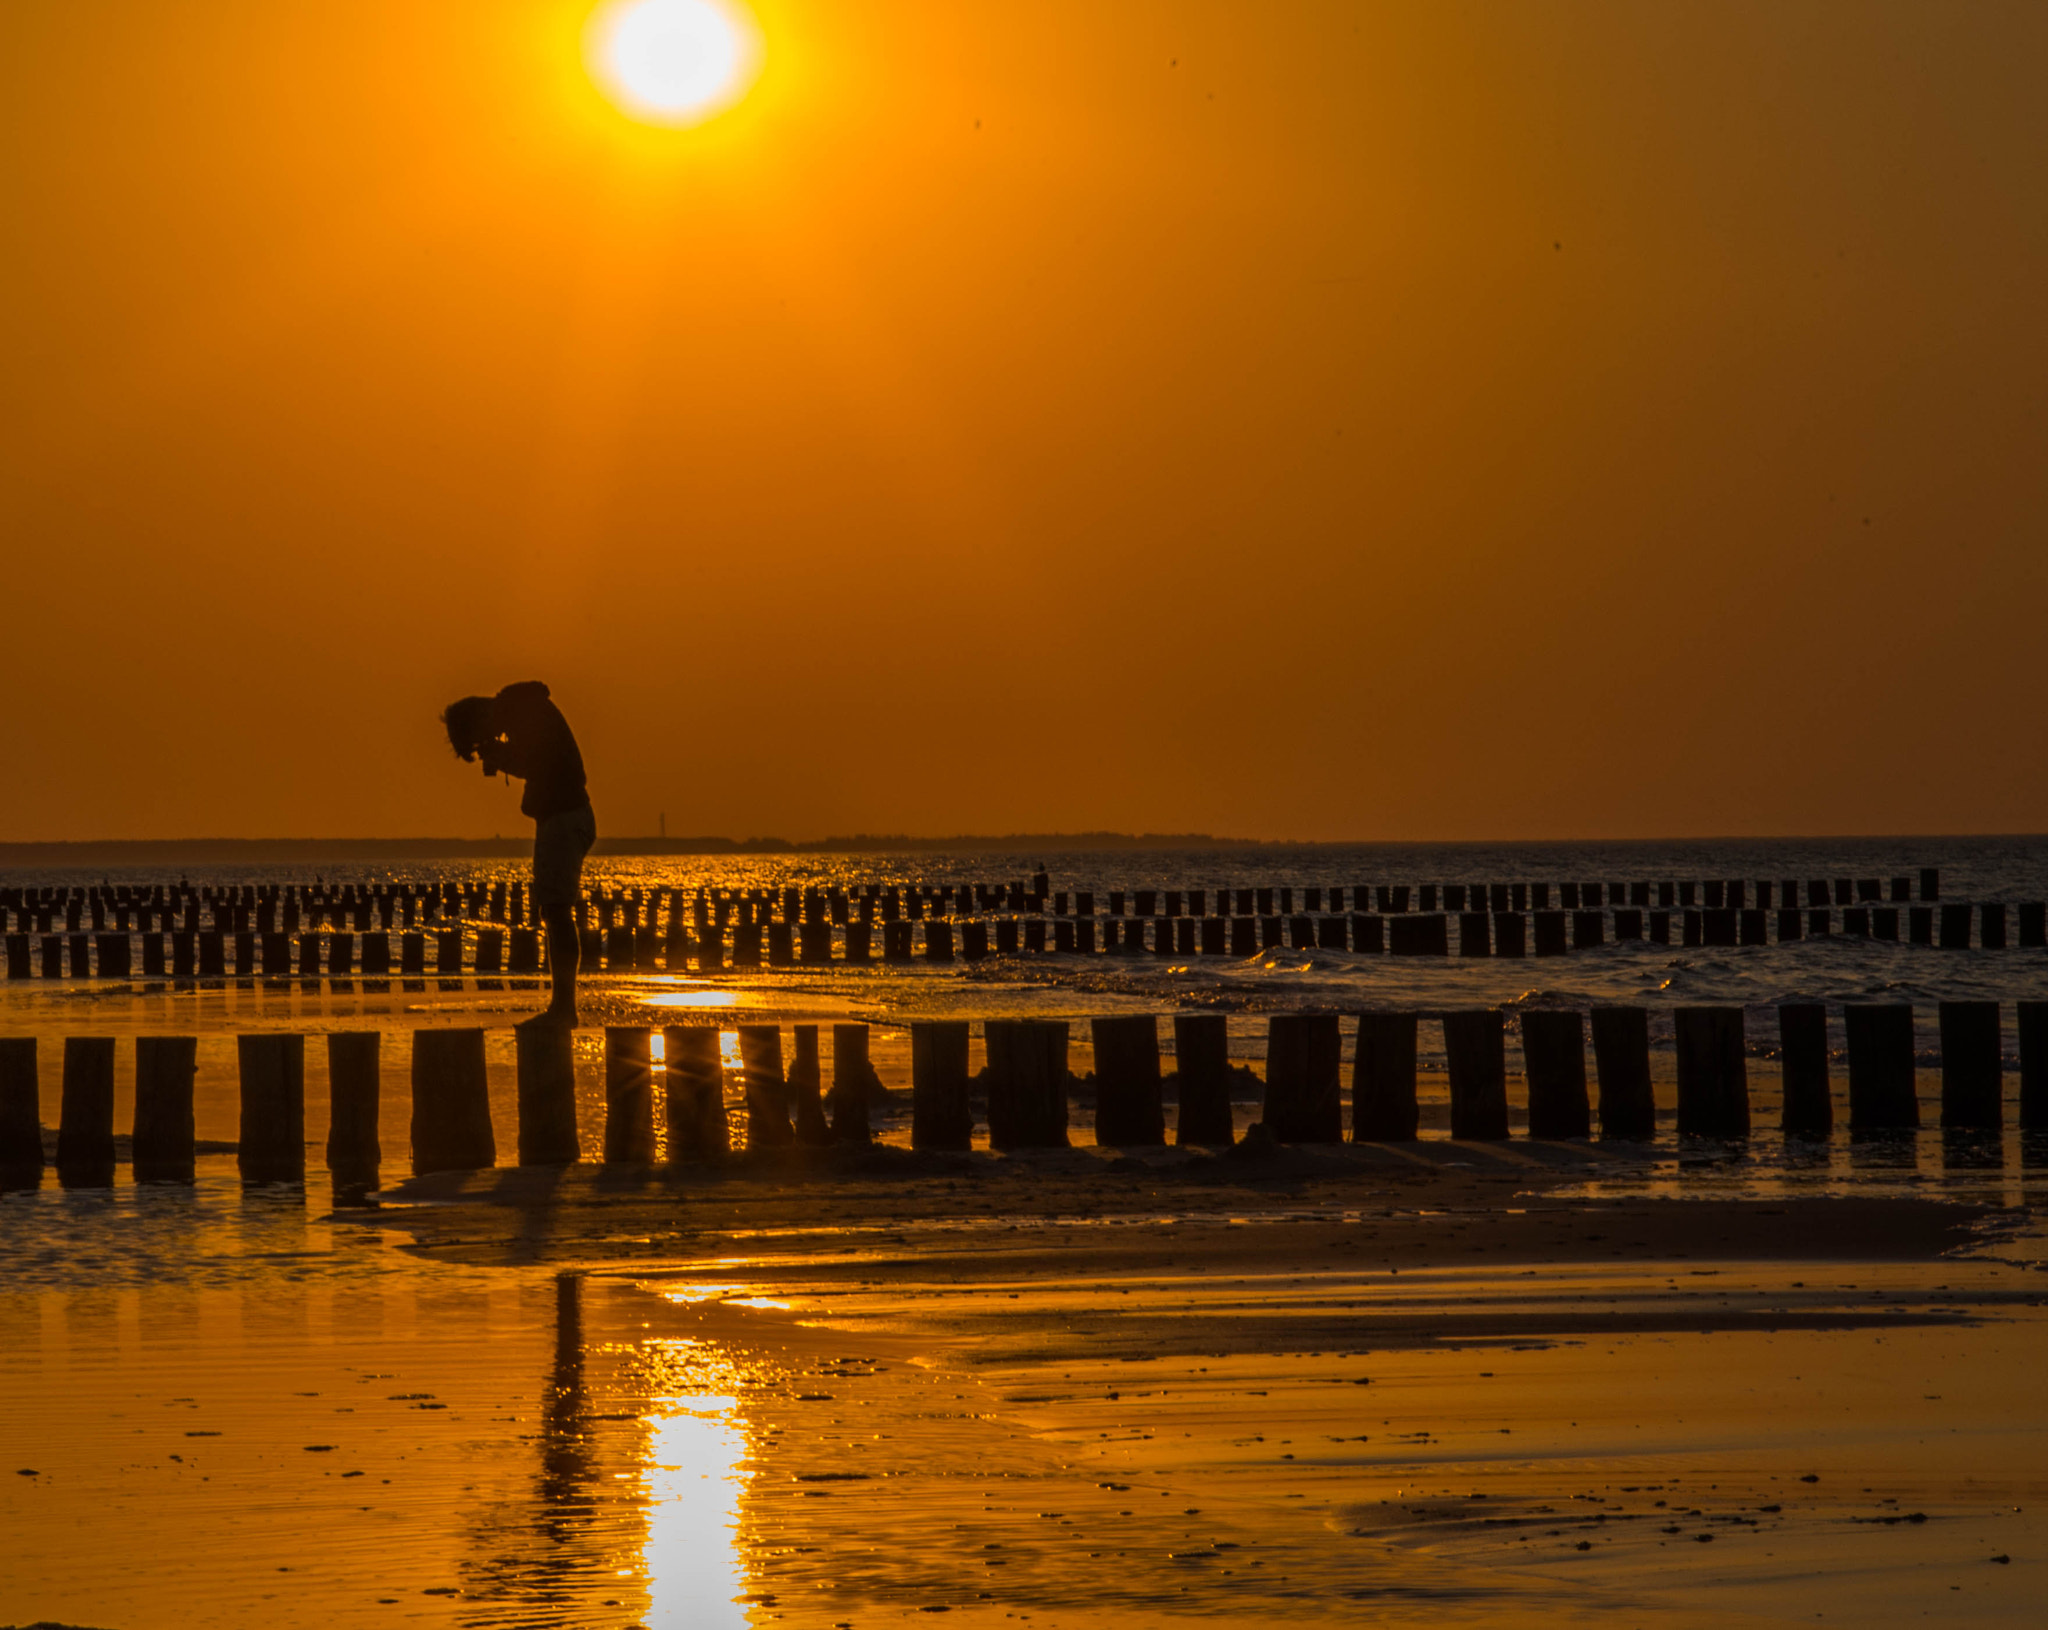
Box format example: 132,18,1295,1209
1171,1013,1234,1145
910,1020,972,1150
238,1033,307,1183
788,1025,831,1144
599,1026,655,1161
1674,1008,1748,1138
984,1019,1070,1149
1937,1001,2001,1130
409,1028,494,1174
133,1035,198,1184
2019,1001,2048,1129
0,1036,39,1186
1589,1007,1655,1138
828,1023,878,1143
1777,1003,1831,1137
324,1032,381,1193
1442,1010,1509,1139
662,1027,728,1160
1980,903,2008,950
1352,1011,1419,1141
1492,913,1526,957
1520,1010,1591,1139
1844,1004,1919,1130
1090,1016,1165,1147
1261,1013,1342,1142
59,1038,119,1187
513,1023,580,1165
738,1025,793,1148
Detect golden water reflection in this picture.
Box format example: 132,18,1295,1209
643,1367,748,1629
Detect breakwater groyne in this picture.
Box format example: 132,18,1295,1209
4,1000,2042,1192
4,867,2041,978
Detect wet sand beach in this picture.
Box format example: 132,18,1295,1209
4,1141,2044,1628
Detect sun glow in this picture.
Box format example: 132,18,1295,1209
586,0,761,126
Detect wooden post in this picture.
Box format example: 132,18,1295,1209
910,1020,972,1150
133,1035,198,1183
325,1032,381,1193
1844,1004,1919,1130
1492,913,1525,957
1352,1011,1419,1141
514,1023,580,1165
1589,1007,1655,1139
1442,1010,1509,1139
602,1027,656,1162
1389,914,1449,955
1777,1003,1831,1137
1981,904,2008,950
1674,1008,1749,1138
788,1024,831,1144
237,1033,307,1182
1261,1013,1342,1142
409,1028,495,1174
1520,1010,1591,1139
1090,1015,1165,1147
1171,1013,1234,1146
738,1024,793,1148
95,932,131,979
1938,1001,2002,1130
984,1019,1070,1149
57,1037,118,1186
2018,1001,2048,1129
664,1027,729,1160
0,1036,38,1185
828,1023,878,1143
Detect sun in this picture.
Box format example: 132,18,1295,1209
585,0,761,127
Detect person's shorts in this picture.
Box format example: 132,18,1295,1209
532,804,596,908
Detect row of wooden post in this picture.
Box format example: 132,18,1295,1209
0,869,1950,942
7,896,2037,982
5,1001,2044,1193
0,1020,885,1190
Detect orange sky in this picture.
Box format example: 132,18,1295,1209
5,0,2044,842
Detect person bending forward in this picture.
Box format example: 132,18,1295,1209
442,681,595,1024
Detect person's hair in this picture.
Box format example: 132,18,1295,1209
441,695,496,762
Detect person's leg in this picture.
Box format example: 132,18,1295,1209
541,901,579,1018
528,804,596,1024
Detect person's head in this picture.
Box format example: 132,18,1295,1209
441,695,497,762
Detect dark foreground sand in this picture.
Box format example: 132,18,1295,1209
3,1143,2043,1628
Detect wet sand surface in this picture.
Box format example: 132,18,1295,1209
5,1148,2045,1628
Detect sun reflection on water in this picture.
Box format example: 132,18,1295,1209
642,1355,748,1628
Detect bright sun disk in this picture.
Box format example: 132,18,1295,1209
588,0,759,126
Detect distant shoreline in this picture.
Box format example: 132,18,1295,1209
0,832,1323,864
0,832,2036,867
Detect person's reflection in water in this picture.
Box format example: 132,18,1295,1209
454,1274,612,1623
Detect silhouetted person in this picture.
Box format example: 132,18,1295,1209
442,682,594,1024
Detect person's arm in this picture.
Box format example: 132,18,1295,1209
481,731,533,779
